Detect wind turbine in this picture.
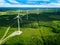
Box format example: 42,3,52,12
0,10,22,45
37,8,39,15
55,8,57,15
26,10,29,20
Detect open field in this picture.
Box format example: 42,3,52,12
0,10,60,45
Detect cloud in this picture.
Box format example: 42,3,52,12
7,0,19,3
0,0,5,3
48,3,60,5
0,0,60,7
57,0,60,3
28,0,50,1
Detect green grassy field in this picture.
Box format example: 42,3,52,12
0,10,60,45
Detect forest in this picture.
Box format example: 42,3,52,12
0,10,60,45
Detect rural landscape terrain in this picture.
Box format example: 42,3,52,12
0,9,60,45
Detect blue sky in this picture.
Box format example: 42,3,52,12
0,0,60,7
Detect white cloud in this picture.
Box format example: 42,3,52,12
28,0,50,1
0,4,60,8
57,0,60,3
41,0,50,1
5,0,19,3
0,0,5,3
0,0,60,8
48,2,60,5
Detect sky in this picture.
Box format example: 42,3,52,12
0,0,60,7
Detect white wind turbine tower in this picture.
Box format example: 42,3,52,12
37,8,39,15
55,7,57,15
26,10,29,20
0,10,22,45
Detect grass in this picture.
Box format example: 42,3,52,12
0,10,60,45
